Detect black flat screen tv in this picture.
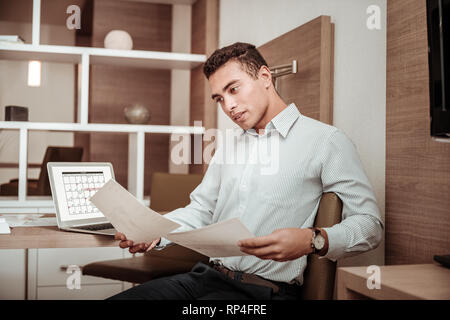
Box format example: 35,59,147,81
427,0,450,138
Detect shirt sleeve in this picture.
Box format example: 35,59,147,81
318,129,384,262
155,149,222,250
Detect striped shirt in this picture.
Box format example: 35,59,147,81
158,103,384,285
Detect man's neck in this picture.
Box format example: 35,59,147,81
253,95,288,133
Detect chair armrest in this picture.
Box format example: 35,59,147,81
82,244,209,284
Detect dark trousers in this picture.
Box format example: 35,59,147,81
107,262,302,300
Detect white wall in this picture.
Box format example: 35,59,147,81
218,0,386,267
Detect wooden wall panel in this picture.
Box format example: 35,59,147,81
386,0,450,264
75,0,172,196
258,16,334,124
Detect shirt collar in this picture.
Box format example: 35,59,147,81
241,103,301,138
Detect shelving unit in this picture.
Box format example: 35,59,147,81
0,43,206,69
0,0,206,212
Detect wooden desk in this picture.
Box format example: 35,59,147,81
0,212,168,249
0,226,118,249
337,263,450,300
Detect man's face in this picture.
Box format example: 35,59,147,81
209,61,270,130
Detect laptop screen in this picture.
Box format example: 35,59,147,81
48,164,114,222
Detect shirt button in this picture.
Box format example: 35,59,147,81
239,204,245,211
241,184,247,191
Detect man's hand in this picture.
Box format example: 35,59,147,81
237,228,314,262
114,232,161,254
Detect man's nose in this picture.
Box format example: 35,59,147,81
223,97,237,115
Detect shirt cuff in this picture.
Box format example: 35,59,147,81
320,224,347,262
153,237,173,250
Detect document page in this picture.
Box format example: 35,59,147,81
90,179,181,243
1,214,57,227
165,217,255,257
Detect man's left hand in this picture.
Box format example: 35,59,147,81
238,228,314,262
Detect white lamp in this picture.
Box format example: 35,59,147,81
28,60,41,87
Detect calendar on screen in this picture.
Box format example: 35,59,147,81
62,171,106,216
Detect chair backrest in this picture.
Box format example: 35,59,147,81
299,192,343,300
37,146,83,195
149,172,203,212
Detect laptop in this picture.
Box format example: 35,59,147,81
47,162,117,236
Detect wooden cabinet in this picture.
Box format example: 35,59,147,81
27,247,134,300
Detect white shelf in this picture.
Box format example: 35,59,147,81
0,121,205,134
0,43,206,70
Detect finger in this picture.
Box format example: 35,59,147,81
119,240,131,249
114,232,126,241
146,240,157,252
238,234,276,248
240,245,279,257
129,243,145,254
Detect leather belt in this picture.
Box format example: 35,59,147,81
209,261,280,293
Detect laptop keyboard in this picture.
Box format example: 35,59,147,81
74,223,114,231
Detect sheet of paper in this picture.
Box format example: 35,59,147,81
90,179,181,243
0,218,11,234
5,215,58,228
165,217,255,258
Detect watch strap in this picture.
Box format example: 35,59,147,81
309,227,322,254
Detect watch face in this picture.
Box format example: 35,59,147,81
314,234,325,250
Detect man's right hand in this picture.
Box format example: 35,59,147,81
114,232,161,254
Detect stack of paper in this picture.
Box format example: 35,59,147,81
3,215,57,227
90,180,254,257
0,35,25,44
0,218,11,234
165,218,253,257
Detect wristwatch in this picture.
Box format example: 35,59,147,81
309,227,325,254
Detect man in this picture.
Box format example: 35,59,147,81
108,42,383,300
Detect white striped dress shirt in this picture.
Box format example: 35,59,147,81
158,103,384,285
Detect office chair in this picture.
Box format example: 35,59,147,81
148,172,204,212
83,190,342,300
0,146,83,196
299,192,342,300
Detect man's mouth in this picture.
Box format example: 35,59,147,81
233,111,246,122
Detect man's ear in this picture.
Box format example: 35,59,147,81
258,65,272,89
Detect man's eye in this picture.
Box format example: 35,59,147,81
230,86,239,93
215,97,223,103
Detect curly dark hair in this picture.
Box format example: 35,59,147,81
203,42,268,79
